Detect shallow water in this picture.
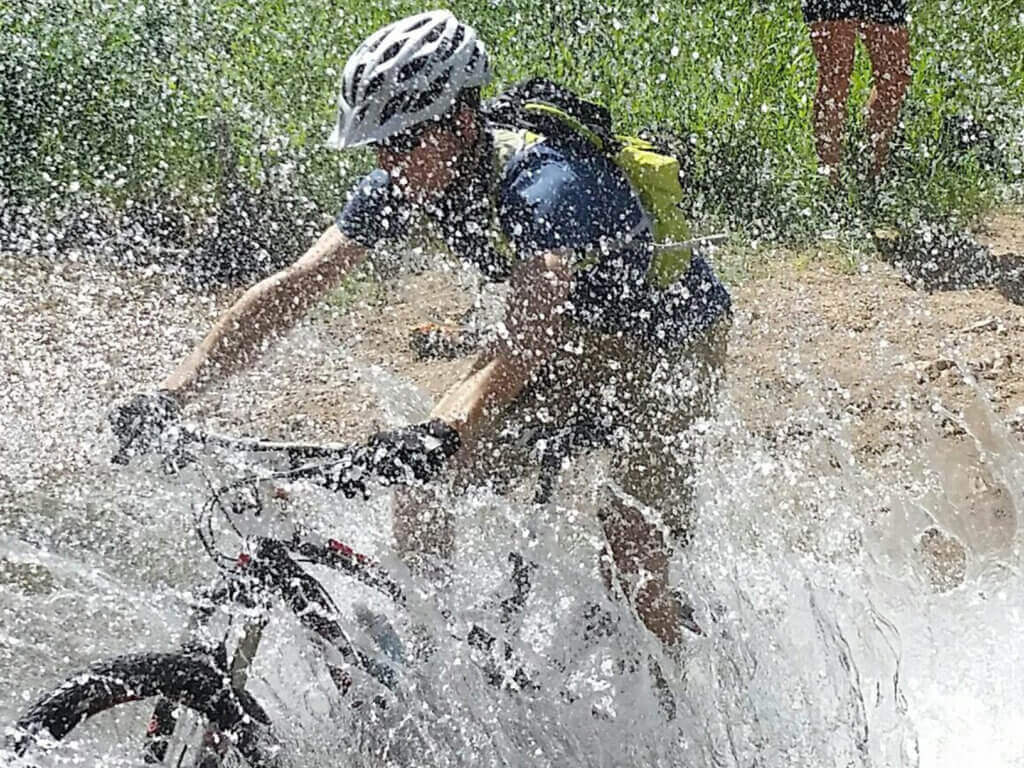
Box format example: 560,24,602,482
1,250,1021,766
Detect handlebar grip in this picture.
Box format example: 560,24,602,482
111,428,141,466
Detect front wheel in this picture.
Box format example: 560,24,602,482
9,651,280,766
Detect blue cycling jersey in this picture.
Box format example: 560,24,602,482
497,137,647,253
337,130,730,343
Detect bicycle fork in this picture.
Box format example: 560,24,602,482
142,572,269,765
142,541,400,763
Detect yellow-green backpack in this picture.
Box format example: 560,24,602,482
482,78,693,287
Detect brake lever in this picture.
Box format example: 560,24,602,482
111,430,139,466
208,478,263,518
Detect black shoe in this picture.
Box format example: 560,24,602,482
671,588,705,636
409,322,480,360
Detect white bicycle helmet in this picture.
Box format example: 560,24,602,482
328,10,491,149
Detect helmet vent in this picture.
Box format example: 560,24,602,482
404,17,431,33
346,63,366,104
397,54,430,85
445,25,465,54
380,94,408,126
380,41,402,64
425,22,445,44
363,71,387,100
404,68,452,115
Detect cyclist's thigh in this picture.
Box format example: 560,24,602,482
609,318,730,545
446,372,569,494
452,322,636,492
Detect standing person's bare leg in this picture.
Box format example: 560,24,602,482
809,20,858,178
861,22,911,176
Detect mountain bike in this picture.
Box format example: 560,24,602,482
5,424,589,767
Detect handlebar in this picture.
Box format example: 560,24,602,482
115,420,461,500
112,425,353,470
181,427,354,458
172,426,361,467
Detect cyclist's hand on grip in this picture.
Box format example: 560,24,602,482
365,418,462,484
109,390,182,464
313,419,462,498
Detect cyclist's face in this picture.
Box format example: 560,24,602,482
377,110,476,198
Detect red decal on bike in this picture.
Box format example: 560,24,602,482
328,539,380,569
147,716,160,734
328,539,353,557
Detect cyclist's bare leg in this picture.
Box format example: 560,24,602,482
605,318,729,652
599,495,683,650
393,484,455,579
392,412,522,582
393,250,568,580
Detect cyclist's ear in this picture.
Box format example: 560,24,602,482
451,106,479,145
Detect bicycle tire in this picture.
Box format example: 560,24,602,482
11,651,278,766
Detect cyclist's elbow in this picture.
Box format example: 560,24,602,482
291,225,367,284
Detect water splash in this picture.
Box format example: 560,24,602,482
2,246,1023,765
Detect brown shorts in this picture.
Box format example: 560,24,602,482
458,316,731,545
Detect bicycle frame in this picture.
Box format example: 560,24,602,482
111,419,554,763
19,398,675,763
141,533,397,761
142,494,535,763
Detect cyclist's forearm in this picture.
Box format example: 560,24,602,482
430,347,542,442
162,226,366,399
431,250,569,441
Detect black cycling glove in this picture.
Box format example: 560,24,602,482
308,419,461,498
109,391,182,464
364,418,462,482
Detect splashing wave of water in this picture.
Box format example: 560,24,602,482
1,244,1021,766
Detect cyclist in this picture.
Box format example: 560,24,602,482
111,10,731,658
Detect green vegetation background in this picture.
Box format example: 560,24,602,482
2,0,1021,243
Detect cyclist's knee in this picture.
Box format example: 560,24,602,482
598,491,671,570
393,484,454,566
608,452,698,551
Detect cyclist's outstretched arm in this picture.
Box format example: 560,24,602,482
431,249,570,444
162,225,367,400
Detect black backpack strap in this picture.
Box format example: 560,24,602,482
515,78,614,131
482,78,618,153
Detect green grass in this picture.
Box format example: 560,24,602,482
2,0,1021,245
